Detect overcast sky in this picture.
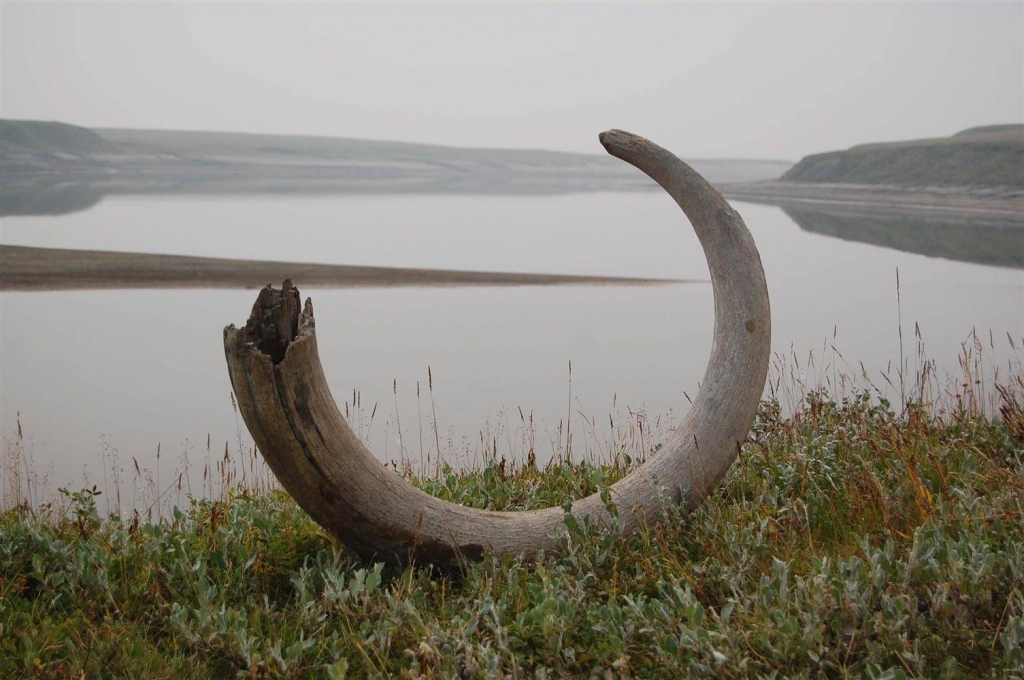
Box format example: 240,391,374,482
2,2,1022,160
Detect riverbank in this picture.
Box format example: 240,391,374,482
0,244,692,291
2,371,1022,676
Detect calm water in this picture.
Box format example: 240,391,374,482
2,192,1021,501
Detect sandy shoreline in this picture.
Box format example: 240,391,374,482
722,181,1024,222
0,245,696,291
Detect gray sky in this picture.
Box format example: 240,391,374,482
2,2,1022,160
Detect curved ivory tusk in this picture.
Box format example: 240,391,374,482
223,130,771,566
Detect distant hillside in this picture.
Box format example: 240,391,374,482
782,125,1024,189
0,120,791,193
94,127,791,184
0,119,120,156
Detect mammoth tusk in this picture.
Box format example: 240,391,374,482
223,130,771,566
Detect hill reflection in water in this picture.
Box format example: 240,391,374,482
781,203,1023,269
3,179,1021,270
0,183,106,217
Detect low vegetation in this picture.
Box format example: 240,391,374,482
2,359,1023,677
782,125,1024,189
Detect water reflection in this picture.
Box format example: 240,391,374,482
6,179,1020,274
1,194,1021,507
0,173,652,218
782,203,1024,269
0,183,105,217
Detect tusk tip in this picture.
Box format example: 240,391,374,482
598,129,631,151
599,129,655,163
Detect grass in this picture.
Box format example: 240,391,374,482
1,344,1023,677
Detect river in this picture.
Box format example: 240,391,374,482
1,191,1020,508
